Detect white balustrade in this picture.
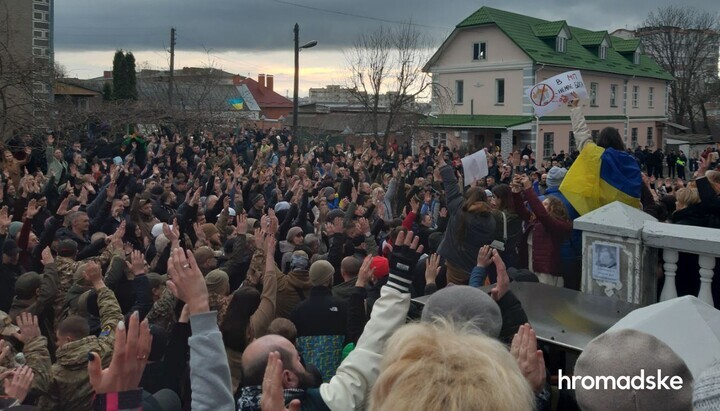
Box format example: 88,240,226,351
698,255,717,306
659,248,679,302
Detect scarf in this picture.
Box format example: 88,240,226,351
237,385,305,411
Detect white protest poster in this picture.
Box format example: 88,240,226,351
461,149,489,187
592,242,621,284
526,70,589,117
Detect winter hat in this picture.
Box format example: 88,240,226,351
546,167,567,188
151,223,165,238
193,246,215,269
274,202,291,213
322,187,335,198
216,208,236,218
57,239,78,257
200,223,219,239
251,193,264,207
205,269,229,294
421,285,502,338
327,209,345,222
370,256,390,279
694,361,720,411
286,226,304,242
290,250,309,271
146,273,168,290
150,185,165,196
8,221,23,240
246,218,258,233
2,239,20,258
309,260,335,286
14,272,42,300
575,329,693,411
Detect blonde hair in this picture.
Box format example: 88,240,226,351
706,170,720,185
675,187,700,209
369,321,534,411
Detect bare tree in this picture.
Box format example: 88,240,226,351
345,23,449,146
641,6,720,133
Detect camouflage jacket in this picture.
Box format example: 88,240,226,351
146,287,177,332
0,335,52,398
37,286,123,411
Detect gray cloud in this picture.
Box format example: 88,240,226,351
55,0,720,52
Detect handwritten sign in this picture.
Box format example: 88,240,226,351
461,149,489,187
526,70,589,117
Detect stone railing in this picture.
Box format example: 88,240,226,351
642,221,720,306
575,201,719,308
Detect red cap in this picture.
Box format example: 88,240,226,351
370,256,390,279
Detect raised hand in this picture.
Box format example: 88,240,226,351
236,213,248,235
425,253,441,285
477,245,492,268
88,311,152,394
510,323,546,393
1,365,34,403
26,199,40,219
260,352,301,411
82,261,104,289
41,246,54,266
12,312,41,343
490,249,509,301
386,230,424,293
127,250,146,276
166,247,209,314
355,255,375,288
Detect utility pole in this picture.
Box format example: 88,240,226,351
169,27,176,107
293,23,299,137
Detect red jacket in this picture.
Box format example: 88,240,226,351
514,188,572,276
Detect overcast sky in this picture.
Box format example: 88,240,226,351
55,0,718,96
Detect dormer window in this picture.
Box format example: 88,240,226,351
599,45,607,60
633,50,641,64
556,36,567,53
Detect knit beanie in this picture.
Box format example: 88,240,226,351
575,329,693,411
421,285,502,338
205,269,229,295
309,260,334,286
200,223,219,239
275,201,291,213
57,239,78,257
14,272,42,300
370,256,390,279
251,193,264,207
291,250,309,271
8,221,23,240
286,227,304,242
694,361,720,411
546,166,567,188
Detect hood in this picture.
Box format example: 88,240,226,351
287,270,311,288
279,240,295,254
56,336,103,369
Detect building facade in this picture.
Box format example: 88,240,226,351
0,0,54,137
420,7,673,159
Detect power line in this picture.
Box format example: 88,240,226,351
267,0,451,31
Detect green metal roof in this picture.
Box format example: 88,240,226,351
576,31,609,46
532,21,569,38
452,7,673,81
421,114,534,128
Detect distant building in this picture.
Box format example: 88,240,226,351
421,7,673,158
308,84,416,108
0,0,54,137
239,74,293,120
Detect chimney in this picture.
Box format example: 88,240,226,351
258,74,266,88
104,71,113,79
266,75,274,91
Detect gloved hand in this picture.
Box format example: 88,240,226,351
386,231,424,294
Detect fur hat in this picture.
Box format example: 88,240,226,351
575,329,693,411
546,167,567,188
421,285,502,338
694,361,720,411
309,260,335,286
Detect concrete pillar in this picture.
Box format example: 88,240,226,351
501,129,512,158
574,202,658,306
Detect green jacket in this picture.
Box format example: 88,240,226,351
37,286,123,411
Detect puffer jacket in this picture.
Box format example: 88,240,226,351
436,165,496,274
275,270,312,319
37,286,123,411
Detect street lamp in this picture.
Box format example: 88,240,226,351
293,23,317,138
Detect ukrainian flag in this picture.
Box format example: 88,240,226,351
559,142,641,215
228,98,244,110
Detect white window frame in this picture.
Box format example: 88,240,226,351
632,85,639,108
473,42,487,61
599,45,607,60
455,80,464,105
543,132,554,159
634,50,641,65
648,87,654,108
610,84,617,107
631,128,638,149
590,82,598,106
432,132,447,147
556,36,567,53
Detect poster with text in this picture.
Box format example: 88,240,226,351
461,149,489,187
592,242,620,283
526,70,589,117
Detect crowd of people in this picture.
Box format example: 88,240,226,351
0,97,719,410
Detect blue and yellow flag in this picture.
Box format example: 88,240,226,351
559,142,641,215
228,98,244,110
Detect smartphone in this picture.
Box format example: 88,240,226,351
489,240,505,252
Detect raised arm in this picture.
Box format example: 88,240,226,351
570,103,592,150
